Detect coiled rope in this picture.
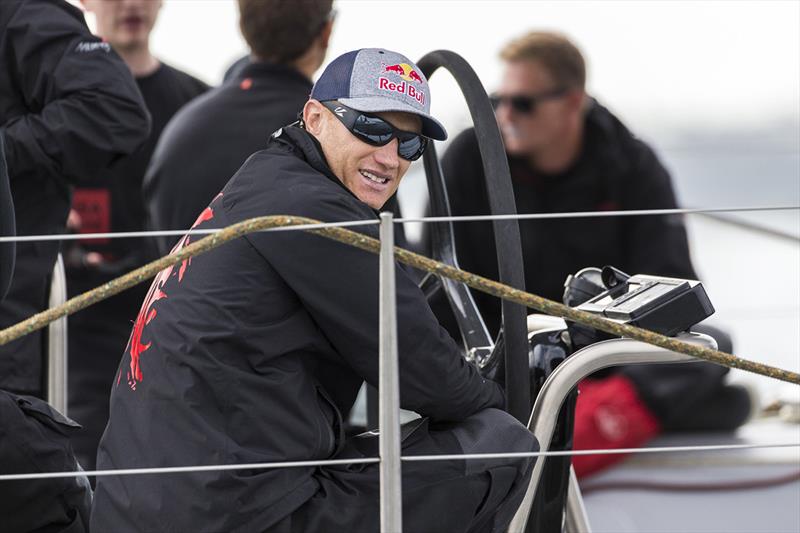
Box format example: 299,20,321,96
0,215,797,385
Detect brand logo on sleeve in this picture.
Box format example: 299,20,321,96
75,41,112,53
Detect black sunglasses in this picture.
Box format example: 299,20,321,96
489,88,569,114
321,101,428,161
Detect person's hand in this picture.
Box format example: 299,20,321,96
65,208,106,269
83,251,105,267
64,244,101,271
66,208,82,232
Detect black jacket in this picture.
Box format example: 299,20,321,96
0,0,150,394
0,390,92,533
143,61,312,256
92,126,503,532
430,100,696,335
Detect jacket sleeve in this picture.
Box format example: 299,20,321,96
1,0,150,186
620,140,699,280
242,191,505,422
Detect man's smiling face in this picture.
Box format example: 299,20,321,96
304,100,420,210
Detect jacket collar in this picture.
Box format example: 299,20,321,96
238,61,313,89
272,125,380,214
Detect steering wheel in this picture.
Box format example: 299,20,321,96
415,50,530,422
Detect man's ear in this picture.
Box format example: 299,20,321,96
565,89,587,114
303,100,326,135
319,20,334,51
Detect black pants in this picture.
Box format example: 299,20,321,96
270,408,538,533
620,322,751,432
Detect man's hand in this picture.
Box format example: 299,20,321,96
65,209,106,270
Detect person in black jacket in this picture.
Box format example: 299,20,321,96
0,0,150,399
432,32,696,332
92,48,538,533
0,2,149,531
426,31,748,478
65,0,209,472
143,0,334,256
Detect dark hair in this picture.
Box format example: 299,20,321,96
237,0,334,63
500,31,586,91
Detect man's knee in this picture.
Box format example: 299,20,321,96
450,408,538,476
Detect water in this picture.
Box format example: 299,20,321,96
685,215,799,402
664,149,799,238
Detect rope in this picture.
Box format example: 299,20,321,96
698,212,800,243
2,442,796,482
0,215,798,385
0,205,797,244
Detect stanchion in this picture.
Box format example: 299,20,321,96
47,253,68,414
379,212,402,533
565,467,592,533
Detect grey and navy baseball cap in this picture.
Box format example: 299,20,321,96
311,48,447,141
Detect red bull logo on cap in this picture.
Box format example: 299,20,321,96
379,63,425,105
384,63,423,83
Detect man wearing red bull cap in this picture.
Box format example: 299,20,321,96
92,48,537,533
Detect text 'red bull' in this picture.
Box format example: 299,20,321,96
378,77,425,106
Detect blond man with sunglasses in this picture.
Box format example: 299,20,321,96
426,31,744,479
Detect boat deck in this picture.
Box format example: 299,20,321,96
580,419,800,532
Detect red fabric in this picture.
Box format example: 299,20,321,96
72,188,111,244
572,375,661,478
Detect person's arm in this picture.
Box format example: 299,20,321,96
1,0,150,186
241,190,505,422
620,140,698,279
